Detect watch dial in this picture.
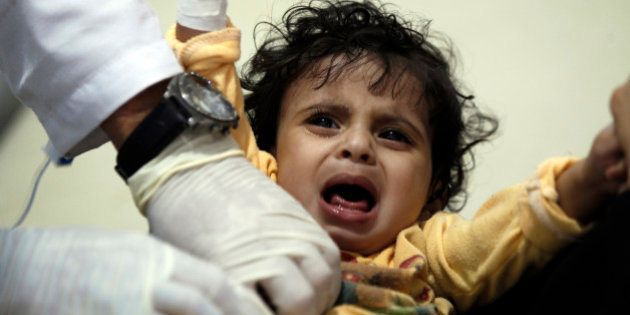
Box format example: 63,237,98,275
180,74,237,121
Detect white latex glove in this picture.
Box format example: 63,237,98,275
177,0,227,31
128,129,341,315
0,228,269,315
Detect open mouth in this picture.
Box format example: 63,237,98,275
322,183,376,212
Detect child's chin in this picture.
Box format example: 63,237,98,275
326,228,384,255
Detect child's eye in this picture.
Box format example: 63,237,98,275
379,129,411,144
307,115,338,129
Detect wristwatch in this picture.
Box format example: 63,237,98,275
115,72,239,181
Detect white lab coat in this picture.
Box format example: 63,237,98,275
0,0,182,158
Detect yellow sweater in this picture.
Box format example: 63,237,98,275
166,26,583,313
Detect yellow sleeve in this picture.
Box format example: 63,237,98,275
422,157,584,311
165,25,278,180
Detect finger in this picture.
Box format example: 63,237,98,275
257,258,317,315
610,80,630,187
590,124,622,163
605,159,627,182
263,223,341,268
296,245,341,313
153,281,222,315
170,250,268,315
610,81,630,152
601,124,622,155
298,228,342,269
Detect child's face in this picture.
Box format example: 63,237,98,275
274,57,433,255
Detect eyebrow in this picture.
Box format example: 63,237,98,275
301,102,351,117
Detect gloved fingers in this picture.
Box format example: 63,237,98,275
209,232,340,308
214,236,333,277
289,228,341,269
153,281,223,315
235,222,339,261
295,244,341,312
267,229,341,272
256,258,318,315
170,249,269,315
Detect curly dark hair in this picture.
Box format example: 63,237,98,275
241,0,498,212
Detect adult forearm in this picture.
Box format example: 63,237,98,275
102,0,230,161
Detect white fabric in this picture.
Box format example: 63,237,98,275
177,0,228,31
0,228,271,315
131,129,341,315
0,0,182,158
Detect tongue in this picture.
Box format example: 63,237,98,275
330,193,370,212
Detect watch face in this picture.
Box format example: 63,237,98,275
179,73,238,122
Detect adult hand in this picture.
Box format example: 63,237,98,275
583,124,624,188
557,80,630,222
129,130,341,315
557,123,624,223
609,79,630,187
0,228,267,315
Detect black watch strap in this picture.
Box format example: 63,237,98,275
115,98,189,181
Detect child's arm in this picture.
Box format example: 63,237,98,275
424,107,625,310
556,80,630,223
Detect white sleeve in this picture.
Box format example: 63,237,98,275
0,0,182,158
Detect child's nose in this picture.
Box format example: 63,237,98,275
337,129,375,165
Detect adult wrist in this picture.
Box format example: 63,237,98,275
101,79,171,149
112,72,239,181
